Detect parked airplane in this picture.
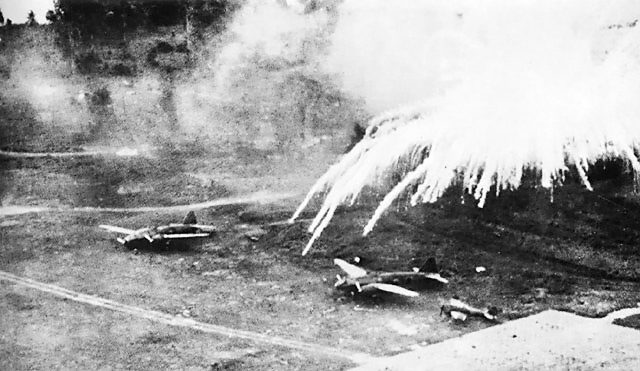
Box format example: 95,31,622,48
333,257,449,297
99,211,216,248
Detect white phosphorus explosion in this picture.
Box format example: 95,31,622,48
291,0,640,255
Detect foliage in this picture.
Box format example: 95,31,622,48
90,87,112,106
0,9,4,25
46,10,58,24
175,42,189,53
155,41,174,54
52,0,235,36
74,51,103,74
26,11,38,27
110,62,134,76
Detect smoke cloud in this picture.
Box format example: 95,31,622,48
322,0,640,114
210,0,331,96
176,0,359,156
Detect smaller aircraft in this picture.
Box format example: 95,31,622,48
99,211,216,248
333,257,449,297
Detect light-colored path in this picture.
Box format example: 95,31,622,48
0,149,108,158
0,270,373,365
0,146,153,159
0,190,300,216
349,309,640,371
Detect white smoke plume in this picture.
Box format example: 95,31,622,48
292,0,640,254
209,0,332,98
323,0,640,113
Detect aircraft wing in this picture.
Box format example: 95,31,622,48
366,283,419,297
99,225,136,235
161,233,212,239
334,258,368,278
424,272,449,284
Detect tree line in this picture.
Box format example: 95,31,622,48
44,1,237,38
1,1,236,33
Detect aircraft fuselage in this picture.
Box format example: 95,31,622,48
122,224,216,246
336,271,447,294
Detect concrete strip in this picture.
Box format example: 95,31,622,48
350,310,640,371
0,270,373,364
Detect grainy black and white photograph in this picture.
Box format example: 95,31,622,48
1,0,640,370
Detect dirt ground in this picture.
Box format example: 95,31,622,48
2,140,640,370
2,24,640,371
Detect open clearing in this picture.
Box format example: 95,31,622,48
2,143,640,370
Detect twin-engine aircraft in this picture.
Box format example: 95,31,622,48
333,257,449,297
99,211,215,248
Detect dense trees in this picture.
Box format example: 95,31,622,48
0,9,4,25
51,0,235,36
26,11,38,26
46,10,58,23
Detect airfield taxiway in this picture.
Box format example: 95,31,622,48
350,309,640,370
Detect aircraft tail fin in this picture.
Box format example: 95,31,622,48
182,211,197,225
418,257,439,274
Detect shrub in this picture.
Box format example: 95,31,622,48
90,87,111,106
74,51,102,74
146,49,159,67
175,42,189,54
111,62,134,76
155,41,174,53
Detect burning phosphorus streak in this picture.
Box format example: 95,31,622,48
281,0,640,256
0,270,374,364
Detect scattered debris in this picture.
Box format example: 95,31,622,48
441,298,499,322
202,270,229,277
116,183,150,195
244,227,267,242
209,358,242,371
450,310,468,321
234,223,268,242
534,287,548,300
